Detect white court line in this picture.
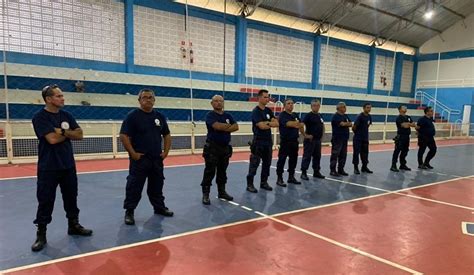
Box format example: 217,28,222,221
251,210,422,274
0,216,268,274
1,142,473,181
241,206,253,211
0,160,248,181
271,165,474,211
2,174,468,274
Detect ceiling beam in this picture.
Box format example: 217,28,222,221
439,4,466,19
370,1,426,46
358,2,443,34
257,3,419,48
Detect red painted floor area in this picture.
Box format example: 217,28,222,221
402,178,474,208
6,219,410,275
277,180,474,275
1,138,473,179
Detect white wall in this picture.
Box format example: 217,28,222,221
0,0,125,63
400,60,414,93
134,6,235,75
420,13,474,54
417,57,474,88
246,28,313,83
373,55,394,91
319,44,369,88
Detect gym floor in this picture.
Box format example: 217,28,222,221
0,139,473,274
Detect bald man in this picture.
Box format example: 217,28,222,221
200,95,239,205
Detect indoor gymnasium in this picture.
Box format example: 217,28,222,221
0,0,473,274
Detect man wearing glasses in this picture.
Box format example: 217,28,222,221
120,88,173,226
31,84,92,252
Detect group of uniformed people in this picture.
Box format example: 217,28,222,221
30,86,437,252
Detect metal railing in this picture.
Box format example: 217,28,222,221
414,90,461,122
1,120,471,165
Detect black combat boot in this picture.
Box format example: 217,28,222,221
31,224,47,252
68,219,93,236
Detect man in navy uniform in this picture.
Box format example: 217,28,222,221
352,103,373,174
300,99,325,180
120,88,173,225
31,84,92,252
391,105,417,172
201,95,239,205
276,98,302,187
330,102,352,177
246,89,279,193
417,106,437,169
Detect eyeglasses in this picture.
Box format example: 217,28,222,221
42,84,59,93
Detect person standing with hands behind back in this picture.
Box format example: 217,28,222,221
120,89,173,226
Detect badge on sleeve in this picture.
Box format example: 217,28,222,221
266,114,270,120
320,118,324,123
226,118,230,124
154,118,161,127
61,121,70,130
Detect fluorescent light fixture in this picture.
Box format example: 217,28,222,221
424,10,434,20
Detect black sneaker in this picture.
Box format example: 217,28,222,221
361,166,373,174
287,176,301,185
424,164,434,169
68,220,93,236
247,185,258,193
260,182,273,191
354,166,360,175
399,165,411,171
313,171,325,179
300,171,309,181
338,170,349,176
124,209,135,225
202,193,211,205
390,166,400,172
218,191,234,201
276,177,287,187
330,171,340,177
419,164,428,169
155,208,174,217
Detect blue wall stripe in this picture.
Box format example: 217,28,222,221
321,36,371,54
2,75,420,109
311,35,322,89
418,49,474,61
392,52,404,97
125,0,134,73
247,20,314,41
234,17,247,83
0,51,126,72
367,46,376,94
0,103,422,123
134,0,235,24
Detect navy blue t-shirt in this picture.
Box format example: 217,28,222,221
32,109,79,171
417,116,436,137
278,111,300,142
120,109,170,158
331,113,351,140
205,111,236,146
303,112,324,140
353,113,372,141
252,106,275,146
396,115,413,135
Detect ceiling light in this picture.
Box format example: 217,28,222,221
424,10,434,20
